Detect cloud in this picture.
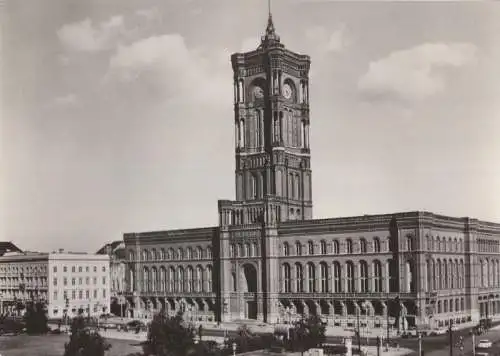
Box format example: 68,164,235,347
104,34,231,106
135,7,161,21
57,16,125,52
358,42,477,102
50,93,78,107
305,24,349,53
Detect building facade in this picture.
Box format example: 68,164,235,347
123,15,500,330
97,241,127,316
0,251,110,319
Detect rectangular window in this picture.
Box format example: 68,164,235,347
102,266,106,272
94,266,97,272
79,278,82,285
103,289,106,298
53,278,57,286
53,291,58,300
71,290,76,300
78,266,82,273
72,266,76,273
63,266,67,273
93,290,97,299
53,266,57,273
63,291,68,301
93,277,97,285
86,290,90,299
86,277,89,285
78,290,83,299
86,266,89,272
63,277,67,286
72,278,76,286
102,277,106,285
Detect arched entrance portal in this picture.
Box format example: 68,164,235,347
242,264,258,320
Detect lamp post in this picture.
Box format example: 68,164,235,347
232,342,237,356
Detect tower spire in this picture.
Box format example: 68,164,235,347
262,0,280,44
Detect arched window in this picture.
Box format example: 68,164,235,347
186,247,193,260
295,242,302,256
360,239,367,253
346,239,353,254
230,244,236,258
143,267,149,292
252,242,258,257
295,263,304,292
196,266,204,292
142,249,149,261
206,266,213,292
186,266,193,292
160,248,166,260
307,263,316,292
239,244,244,257
245,243,250,257
168,248,174,260
373,260,382,292
232,272,237,292
373,238,381,253
437,260,442,289
283,242,290,256
176,267,184,292
360,261,368,292
333,262,342,292
177,248,184,260
332,240,339,254
283,264,291,292
160,266,166,292
251,174,257,199
443,260,448,289
207,246,213,259
320,262,328,292
407,236,413,251
346,261,355,292
151,267,157,292
168,267,175,292
308,241,314,255
196,246,202,259
128,250,135,261
320,240,327,255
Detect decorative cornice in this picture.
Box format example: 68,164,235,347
278,211,500,236
124,227,218,244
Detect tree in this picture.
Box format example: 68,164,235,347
143,310,197,356
63,316,111,356
292,315,326,353
24,300,49,335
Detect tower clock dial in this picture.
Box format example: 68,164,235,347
253,86,264,100
282,83,293,100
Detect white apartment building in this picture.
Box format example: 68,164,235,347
0,250,110,319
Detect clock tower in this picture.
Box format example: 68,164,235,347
230,14,312,223
217,12,312,324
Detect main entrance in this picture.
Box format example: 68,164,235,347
243,264,258,320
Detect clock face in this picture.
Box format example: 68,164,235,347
283,83,292,100
253,86,264,100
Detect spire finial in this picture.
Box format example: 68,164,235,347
261,0,281,46
265,0,275,36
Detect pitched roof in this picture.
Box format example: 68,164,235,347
0,242,23,256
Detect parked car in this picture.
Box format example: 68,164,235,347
477,339,492,349
0,317,26,335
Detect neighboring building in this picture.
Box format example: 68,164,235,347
97,241,127,316
0,242,23,256
122,13,500,330
0,251,110,319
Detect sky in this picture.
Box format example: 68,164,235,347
2,0,499,253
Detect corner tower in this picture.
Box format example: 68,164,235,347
231,14,312,222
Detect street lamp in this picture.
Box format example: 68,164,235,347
232,342,237,356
